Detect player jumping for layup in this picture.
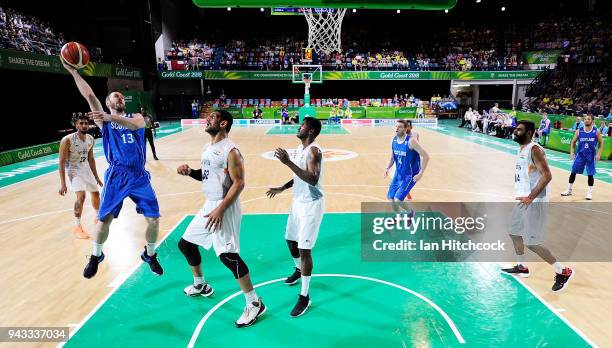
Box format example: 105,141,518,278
502,121,573,292
177,110,266,328
561,114,603,200
267,117,324,317
384,119,429,201
62,59,163,279
58,113,103,239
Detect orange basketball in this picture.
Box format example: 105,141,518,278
60,42,90,69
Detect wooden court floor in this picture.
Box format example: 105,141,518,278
0,124,611,347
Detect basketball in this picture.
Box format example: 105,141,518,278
60,41,90,69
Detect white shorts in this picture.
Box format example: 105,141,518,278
285,198,325,250
68,169,99,193
182,199,242,256
509,202,548,245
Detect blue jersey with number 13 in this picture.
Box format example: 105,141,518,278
101,113,146,169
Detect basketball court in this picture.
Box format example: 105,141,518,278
2,121,611,347
1,0,611,347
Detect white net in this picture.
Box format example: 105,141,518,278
303,8,347,54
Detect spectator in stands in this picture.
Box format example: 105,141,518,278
252,106,263,119
342,106,351,119
460,107,473,128
191,100,200,119
281,107,290,124
570,116,585,130
537,113,552,146
598,120,609,137
491,103,500,113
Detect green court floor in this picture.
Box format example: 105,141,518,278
266,124,350,135
64,213,590,348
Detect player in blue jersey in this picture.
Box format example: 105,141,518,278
384,119,429,201
537,113,551,146
62,58,163,278
561,114,603,200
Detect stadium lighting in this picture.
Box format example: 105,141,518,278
396,9,401,13
444,9,449,13
226,7,231,11
501,6,506,11
260,8,264,12
476,0,481,3
352,9,357,13
453,84,471,87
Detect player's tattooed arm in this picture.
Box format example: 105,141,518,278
596,130,603,161
526,145,552,202
205,149,245,231
569,129,579,160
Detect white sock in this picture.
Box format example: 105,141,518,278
75,217,81,226
567,183,573,192
516,254,525,267
146,242,156,256
92,242,103,257
301,276,311,297
588,186,593,194
244,290,258,306
293,257,301,270
553,262,564,274
194,276,205,285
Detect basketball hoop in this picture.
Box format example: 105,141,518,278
302,8,347,54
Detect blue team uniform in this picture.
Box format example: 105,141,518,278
539,119,551,135
387,135,421,200
98,114,160,219
571,126,598,176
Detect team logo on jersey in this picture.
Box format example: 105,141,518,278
261,148,358,162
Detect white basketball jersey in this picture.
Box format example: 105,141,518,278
292,142,324,203
515,142,549,202
63,133,94,171
201,137,238,201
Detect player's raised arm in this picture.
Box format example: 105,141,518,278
61,58,104,128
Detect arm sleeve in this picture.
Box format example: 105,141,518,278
189,168,203,181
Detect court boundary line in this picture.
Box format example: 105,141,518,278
187,273,466,347
56,215,190,348
509,274,599,348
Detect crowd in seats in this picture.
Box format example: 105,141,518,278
0,6,103,62
163,40,216,70
525,67,611,117
459,104,518,139
220,39,304,70
0,6,64,55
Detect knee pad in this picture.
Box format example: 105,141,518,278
219,253,249,279
286,240,300,258
178,238,201,266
